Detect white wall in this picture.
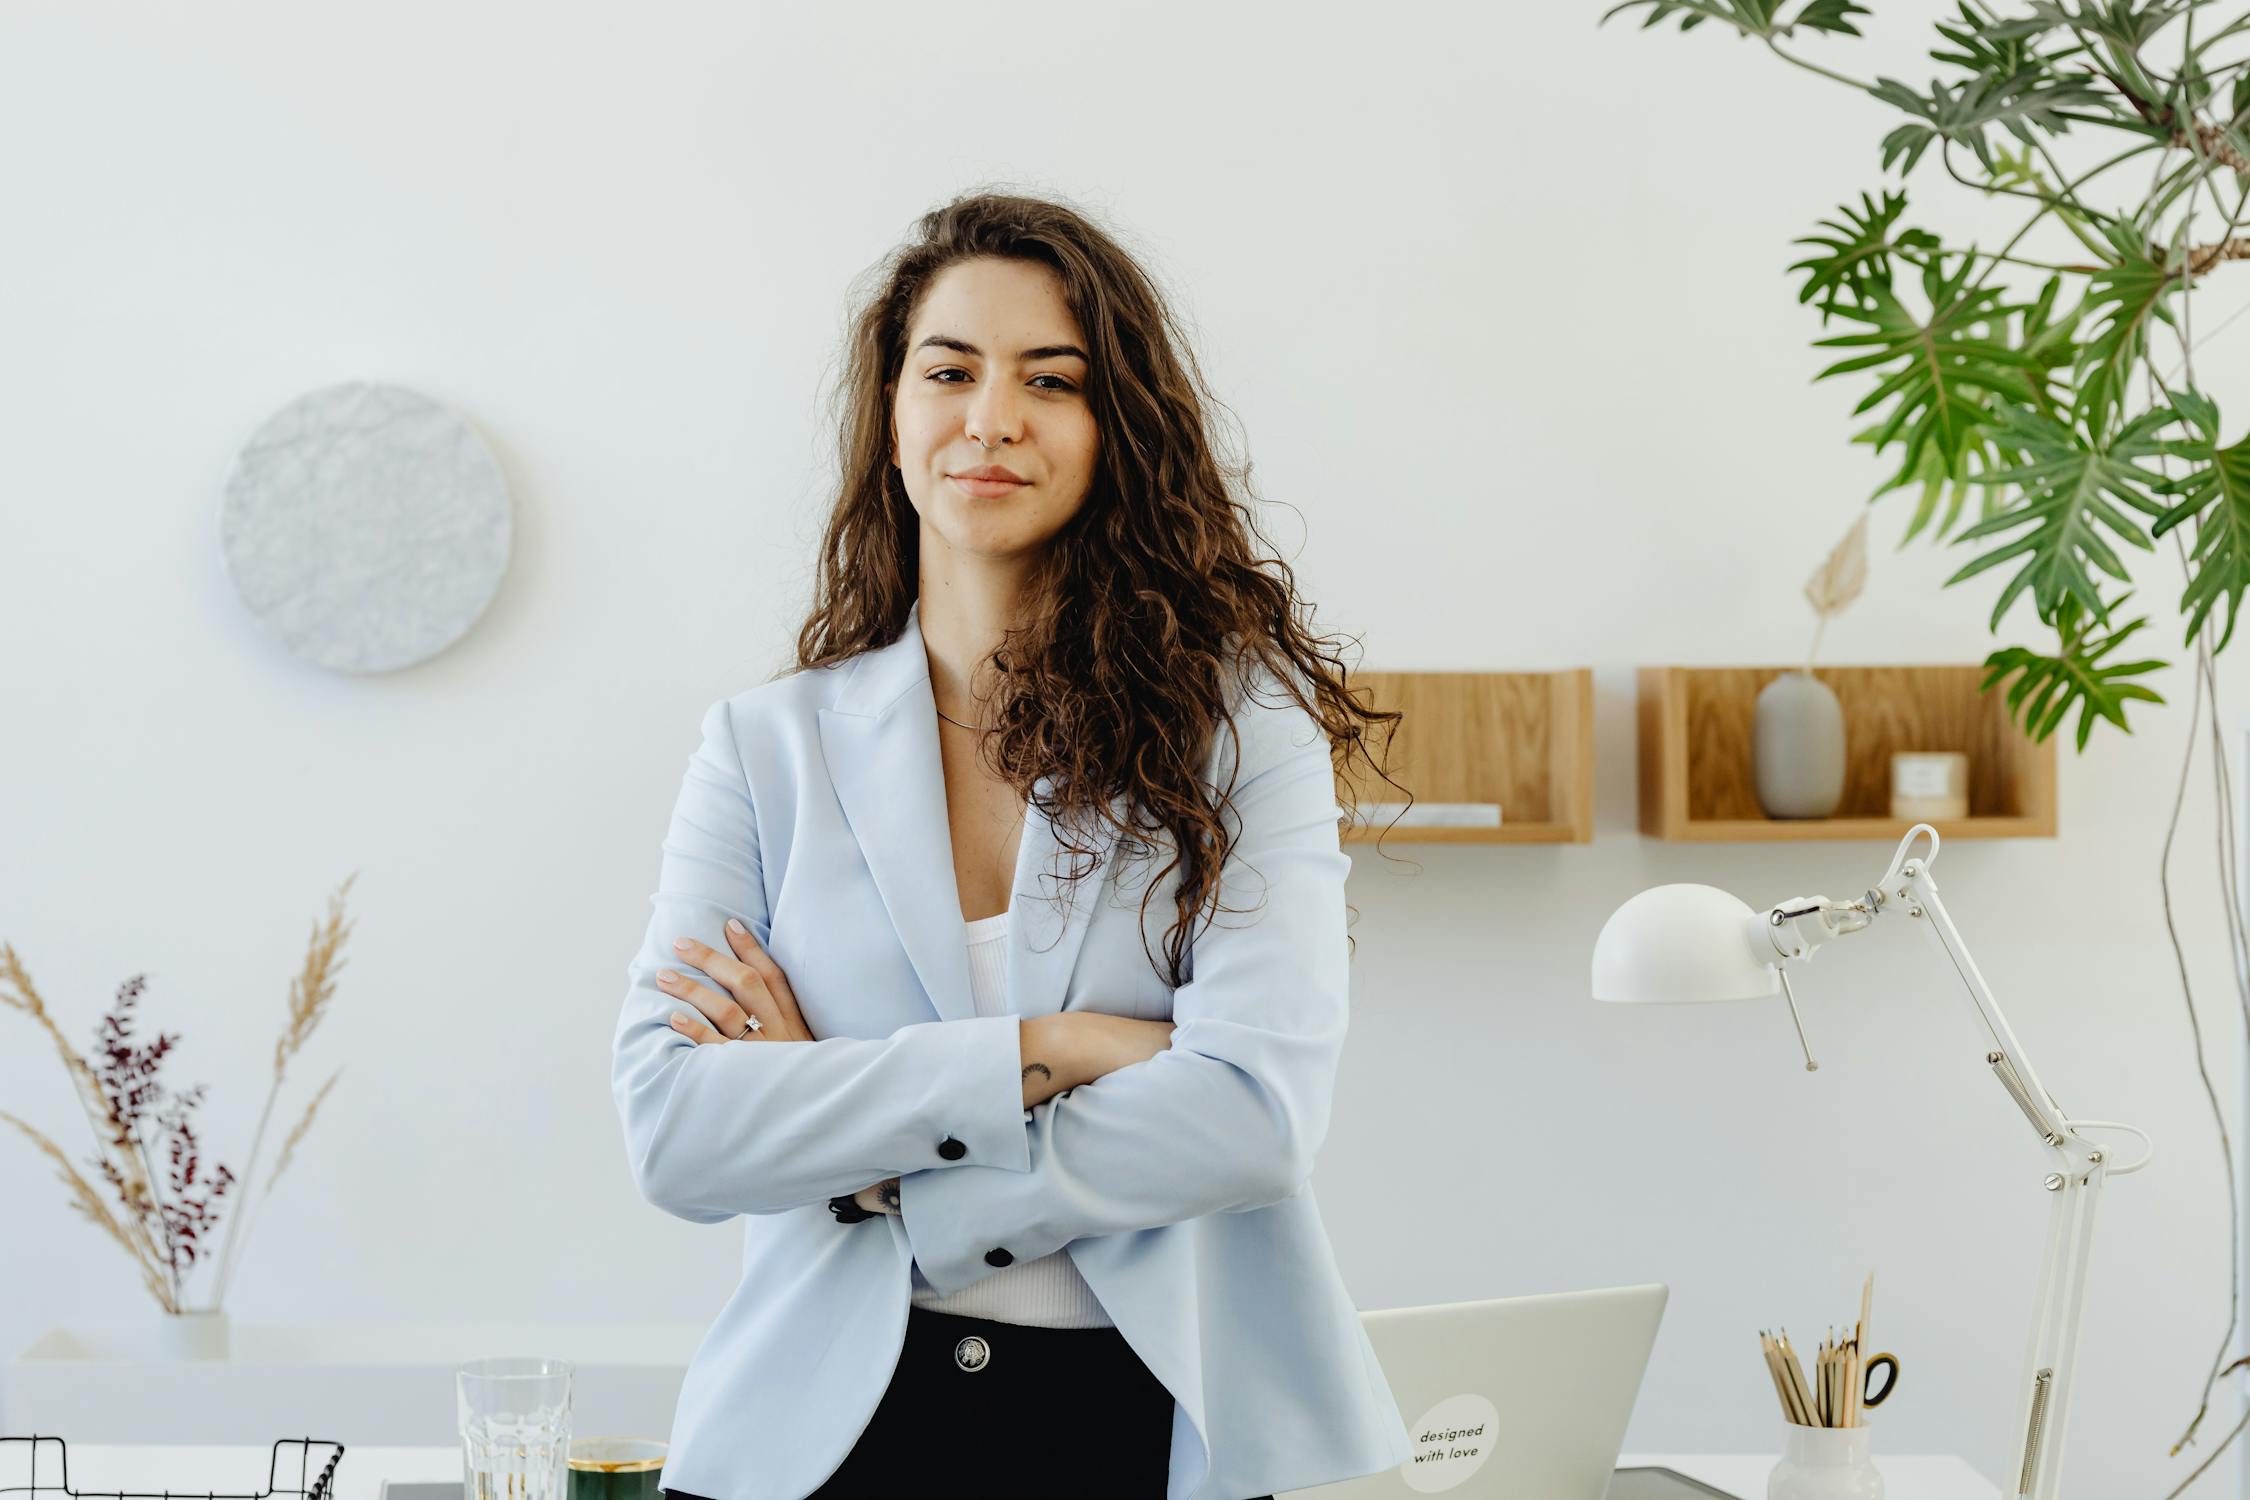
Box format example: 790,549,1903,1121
5,2,2249,1493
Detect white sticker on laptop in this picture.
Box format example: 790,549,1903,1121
1400,1393,1498,1492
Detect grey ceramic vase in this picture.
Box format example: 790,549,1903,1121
1754,671,1846,818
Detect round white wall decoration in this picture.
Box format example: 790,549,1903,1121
219,381,512,674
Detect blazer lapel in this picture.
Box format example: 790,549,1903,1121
818,596,1114,1027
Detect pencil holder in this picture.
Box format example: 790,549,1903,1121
1767,1421,1882,1500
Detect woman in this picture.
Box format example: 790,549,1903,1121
612,190,1411,1500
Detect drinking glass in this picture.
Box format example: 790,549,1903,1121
458,1356,575,1500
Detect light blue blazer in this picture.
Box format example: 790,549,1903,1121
611,596,1414,1500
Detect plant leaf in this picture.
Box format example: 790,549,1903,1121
1598,0,1869,37
1809,253,2043,498
1947,400,2173,629
2151,388,2250,650
1852,422,2015,541
1990,0,2191,52
1869,62,2111,175
2075,218,2181,433
1791,190,1915,319
1978,591,2168,749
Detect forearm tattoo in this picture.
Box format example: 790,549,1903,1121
878,1178,901,1213
1022,1061,1053,1083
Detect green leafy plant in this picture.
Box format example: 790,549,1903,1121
1604,3,2250,1488
1606,0,2250,753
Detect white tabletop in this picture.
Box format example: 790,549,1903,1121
0,1445,2000,1499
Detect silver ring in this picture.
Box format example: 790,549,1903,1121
734,1015,763,1039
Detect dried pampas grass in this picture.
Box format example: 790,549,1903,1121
269,1067,342,1193
1803,510,1872,675
0,1109,174,1310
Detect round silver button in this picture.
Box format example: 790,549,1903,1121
953,1334,992,1373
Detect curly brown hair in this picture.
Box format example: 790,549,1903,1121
787,187,1409,988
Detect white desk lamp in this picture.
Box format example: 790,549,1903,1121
1590,823,2151,1499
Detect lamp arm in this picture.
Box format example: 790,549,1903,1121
1892,858,2072,1144
1886,831,2148,1500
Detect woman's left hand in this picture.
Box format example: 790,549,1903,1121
659,921,814,1043
661,924,899,1214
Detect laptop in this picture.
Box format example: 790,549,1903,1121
1280,1283,1671,1499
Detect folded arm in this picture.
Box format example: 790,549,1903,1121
899,668,1352,1295
611,698,1033,1223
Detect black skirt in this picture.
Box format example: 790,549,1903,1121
661,1305,1274,1499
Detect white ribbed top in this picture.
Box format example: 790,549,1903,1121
908,905,1114,1328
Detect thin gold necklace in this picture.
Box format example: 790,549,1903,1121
935,705,993,732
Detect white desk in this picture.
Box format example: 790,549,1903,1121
0,1445,2000,1499
6,1323,1998,1497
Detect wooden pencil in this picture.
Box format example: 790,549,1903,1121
1822,1332,1836,1426
1773,1332,1811,1425
1765,1336,1781,1420
1764,1331,1804,1425
1761,1332,1800,1424
1856,1271,1874,1427
1779,1328,1819,1426
1814,1334,1827,1426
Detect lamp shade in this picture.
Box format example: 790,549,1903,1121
1590,883,1780,1004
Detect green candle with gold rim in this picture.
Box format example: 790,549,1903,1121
567,1438,666,1500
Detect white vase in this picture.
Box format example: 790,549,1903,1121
1768,1423,1882,1499
153,1307,231,1360
1754,671,1846,818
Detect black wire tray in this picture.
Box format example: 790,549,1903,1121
0,1439,345,1500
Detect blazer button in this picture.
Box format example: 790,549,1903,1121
937,1135,967,1161
984,1247,1014,1267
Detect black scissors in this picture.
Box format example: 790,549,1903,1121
1859,1350,1901,1409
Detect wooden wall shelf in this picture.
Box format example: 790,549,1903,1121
1637,665,2057,842
1336,669,1594,844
